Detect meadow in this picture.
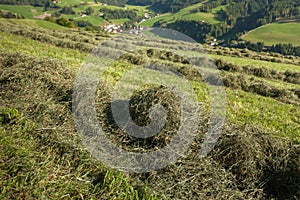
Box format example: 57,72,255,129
0,18,68,29
140,2,222,26
242,22,300,46
210,54,300,73
0,17,299,199
0,2,147,27
0,4,44,18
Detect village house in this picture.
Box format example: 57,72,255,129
33,13,51,20
104,24,123,33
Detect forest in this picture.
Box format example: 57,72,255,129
148,0,300,56
1,0,300,55
270,43,300,56
126,0,205,13
100,7,140,21
0,0,51,7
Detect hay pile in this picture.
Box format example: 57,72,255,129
142,157,246,199
139,125,299,199
222,73,299,105
211,125,300,199
97,85,181,153
0,51,74,126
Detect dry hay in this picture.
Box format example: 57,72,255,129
211,125,300,199
222,73,299,105
119,49,190,66
1,51,299,199
0,51,74,127
96,85,182,153
129,124,299,199
141,157,247,199
215,58,300,85
119,49,203,83
119,51,299,105
0,51,79,161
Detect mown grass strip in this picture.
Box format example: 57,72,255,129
0,31,86,69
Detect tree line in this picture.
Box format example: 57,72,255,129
100,7,140,21
95,0,127,7
0,0,50,6
190,0,229,13
220,0,300,34
126,0,205,13
270,43,300,56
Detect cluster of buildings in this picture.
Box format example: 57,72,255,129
104,24,123,33
33,13,51,20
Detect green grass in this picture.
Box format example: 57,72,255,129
0,5,44,18
227,89,300,142
0,108,157,199
0,1,145,28
126,5,149,15
191,81,300,142
242,22,300,46
256,76,300,90
34,20,69,29
80,15,105,26
57,0,90,7
1,23,300,199
60,13,105,26
211,5,227,13
210,54,300,73
181,12,219,24
70,3,128,13
140,1,221,26
140,13,172,26
110,18,130,24
55,2,145,26
0,31,85,69
0,18,68,30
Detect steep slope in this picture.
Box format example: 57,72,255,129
1,19,299,199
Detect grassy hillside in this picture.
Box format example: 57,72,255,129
0,4,44,18
0,18,68,30
0,1,148,27
58,0,90,7
52,2,146,26
140,2,221,26
211,54,300,73
0,18,299,199
242,22,300,46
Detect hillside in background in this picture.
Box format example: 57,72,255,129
0,0,300,54
242,22,300,46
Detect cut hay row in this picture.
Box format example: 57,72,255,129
207,45,300,66
1,16,300,199
2,18,108,43
0,46,299,199
118,49,300,105
0,19,107,52
215,59,300,85
222,72,300,106
90,33,300,67
2,18,300,76
0,51,156,199
144,125,300,199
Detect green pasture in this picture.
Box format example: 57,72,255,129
242,22,300,46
